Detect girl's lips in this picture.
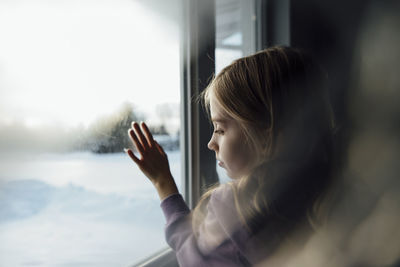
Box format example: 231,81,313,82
218,161,224,167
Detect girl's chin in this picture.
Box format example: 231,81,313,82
225,170,241,180
225,168,252,180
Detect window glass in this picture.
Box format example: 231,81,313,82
0,0,181,266
215,0,256,183
215,0,243,73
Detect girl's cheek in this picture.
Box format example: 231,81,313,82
231,140,253,173
226,143,244,170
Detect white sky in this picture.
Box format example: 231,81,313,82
0,0,180,129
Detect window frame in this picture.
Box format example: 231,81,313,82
181,0,218,209
132,248,177,267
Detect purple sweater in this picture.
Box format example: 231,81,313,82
160,184,261,267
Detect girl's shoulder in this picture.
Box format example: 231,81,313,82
196,183,249,255
207,183,250,241
208,182,239,224
208,183,274,264
209,182,234,203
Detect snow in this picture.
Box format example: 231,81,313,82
0,151,181,267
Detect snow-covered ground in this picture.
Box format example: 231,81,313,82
0,151,181,267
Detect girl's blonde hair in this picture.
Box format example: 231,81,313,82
194,46,336,239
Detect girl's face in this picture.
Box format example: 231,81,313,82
207,93,256,179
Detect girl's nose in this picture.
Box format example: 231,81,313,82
207,138,216,151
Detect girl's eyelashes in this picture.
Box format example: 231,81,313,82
212,123,225,135
214,129,224,135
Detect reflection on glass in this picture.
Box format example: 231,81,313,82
0,0,181,266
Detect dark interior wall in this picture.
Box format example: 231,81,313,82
290,0,370,163
289,1,400,265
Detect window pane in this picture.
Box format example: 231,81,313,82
0,1,181,266
215,0,256,73
215,0,255,183
216,0,243,73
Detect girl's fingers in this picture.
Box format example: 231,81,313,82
128,129,144,155
125,148,140,165
140,122,155,146
133,122,150,149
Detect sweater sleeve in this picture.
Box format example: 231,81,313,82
160,185,250,267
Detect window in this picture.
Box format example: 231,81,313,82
0,1,182,266
215,0,258,73
215,0,258,184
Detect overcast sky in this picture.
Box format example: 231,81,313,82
0,0,180,130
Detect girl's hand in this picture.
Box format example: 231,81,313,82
125,121,178,200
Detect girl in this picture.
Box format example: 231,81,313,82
125,46,335,266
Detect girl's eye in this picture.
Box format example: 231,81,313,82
214,129,224,135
